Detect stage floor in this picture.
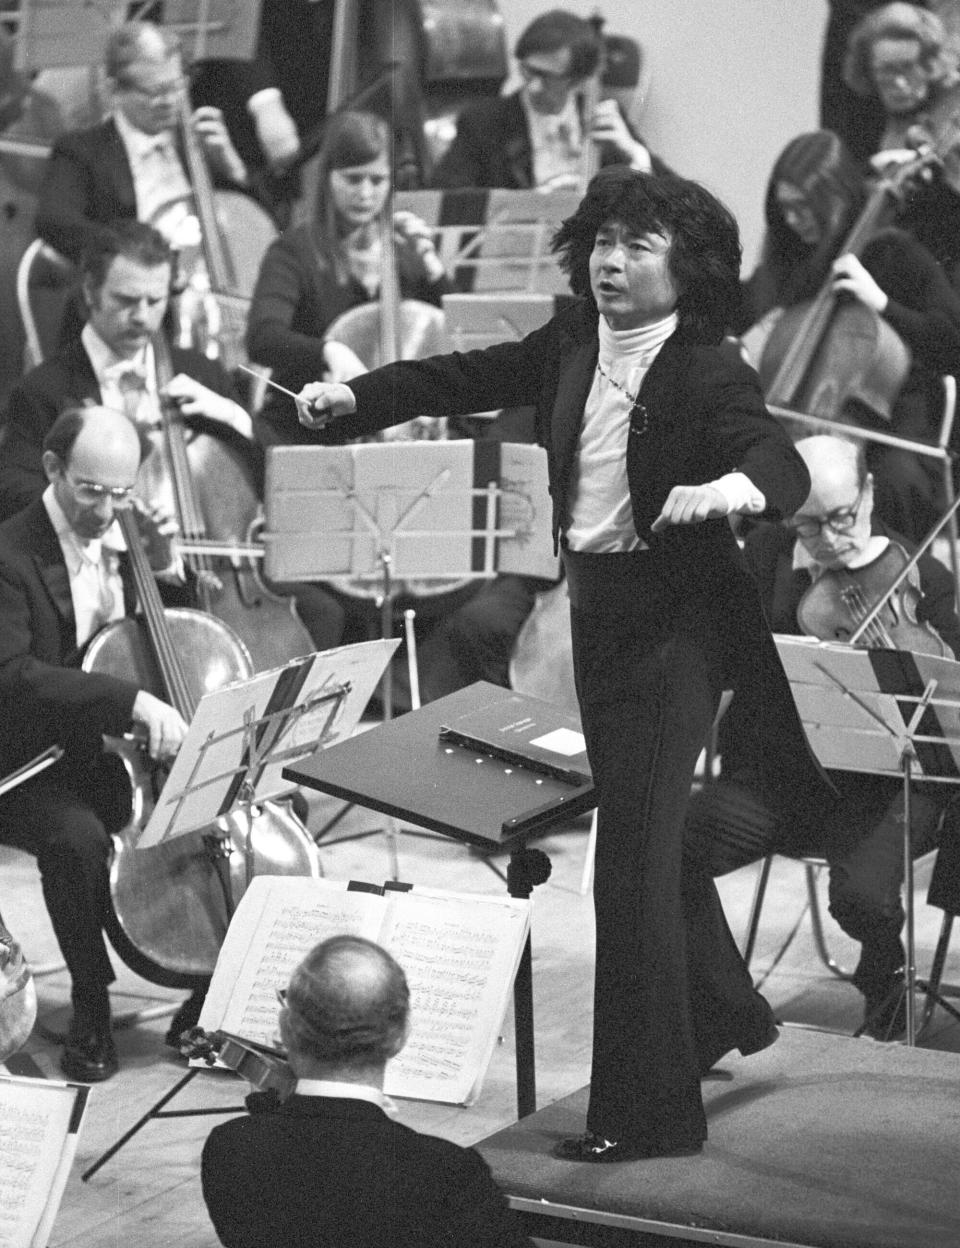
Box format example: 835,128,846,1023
480,1027,960,1248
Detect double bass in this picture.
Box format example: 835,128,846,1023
83,503,320,984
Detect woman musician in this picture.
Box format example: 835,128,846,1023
246,109,452,448
245,109,542,707
735,128,960,542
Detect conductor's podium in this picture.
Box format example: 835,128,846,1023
478,1028,960,1248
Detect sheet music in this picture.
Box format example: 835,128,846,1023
198,876,530,1104
382,889,529,1105
199,880,382,1048
0,1076,87,1248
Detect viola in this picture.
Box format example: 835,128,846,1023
796,540,949,656
181,1026,296,1101
82,503,321,984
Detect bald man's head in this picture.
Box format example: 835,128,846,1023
280,937,410,1077
42,406,147,542
788,435,874,568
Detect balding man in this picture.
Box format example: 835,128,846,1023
0,406,189,1082
686,434,960,1041
201,935,533,1248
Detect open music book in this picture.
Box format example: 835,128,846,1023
0,1075,88,1248
198,875,531,1106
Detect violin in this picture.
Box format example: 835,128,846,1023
796,540,949,656
181,1026,295,1101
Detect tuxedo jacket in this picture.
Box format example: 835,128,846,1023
0,339,252,521
201,1094,533,1248
433,90,665,190
0,497,140,776
336,299,834,826
34,116,250,265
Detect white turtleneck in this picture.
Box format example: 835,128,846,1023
565,313,766,553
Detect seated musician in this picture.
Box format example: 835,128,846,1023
1,219,335,664
34,20,251,268
685,433,960,1040
735,129,960,542
201,935,533,1248
0,406,192,1081
434,8,660,192
247,108,543,702
842,2,960,280
0,221,251,521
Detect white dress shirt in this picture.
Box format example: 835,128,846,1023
43,485,125,648
113,109,196,247
522,92,582,190
83,323,161,429
293,1078,399,1118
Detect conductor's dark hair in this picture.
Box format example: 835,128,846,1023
283,935,410,1069
552,167,743,342
43,404,152,466
515,9,602,81
81,220,173,292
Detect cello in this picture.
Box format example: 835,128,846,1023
140,333,315,673
83,502,320,983
758,145,939,429
172,90,278,371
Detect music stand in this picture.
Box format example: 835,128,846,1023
284,680,598,1118
775,636,960,1044
80,640,395,1182
263,440,558,721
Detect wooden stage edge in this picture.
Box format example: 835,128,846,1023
478,1026,960,1248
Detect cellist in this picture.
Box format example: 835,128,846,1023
684,433,960,1041
0,406,189,1082
735,128,960,541
34,20,251,268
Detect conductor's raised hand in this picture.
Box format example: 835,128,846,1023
295,382,357,430
650,484,728,533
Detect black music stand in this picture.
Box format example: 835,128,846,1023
283,680,597,1118
776,637,960,1044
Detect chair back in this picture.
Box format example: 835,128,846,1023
15,238,76,369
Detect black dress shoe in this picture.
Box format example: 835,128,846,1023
60,1024,118,1082
861,974,906,1041
552,1131,703,1164
164,985,209,1050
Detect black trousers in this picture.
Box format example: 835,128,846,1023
686,771,957,1000
566,550,770,1150
0,761,117,1015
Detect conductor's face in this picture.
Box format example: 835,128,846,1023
589,219,679,331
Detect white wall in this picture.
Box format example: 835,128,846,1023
497,1,829,268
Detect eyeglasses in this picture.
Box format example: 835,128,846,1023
872,60,925,86
62,468,136,506
784,484,865,539
116,75,186,102
518,60,574,84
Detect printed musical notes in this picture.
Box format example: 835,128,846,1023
197,877,530,1104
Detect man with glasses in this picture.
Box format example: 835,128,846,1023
434,9,660,190
0,405,190,1081
201,936,534,1247
685,433,960,1040
35,20,250,266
